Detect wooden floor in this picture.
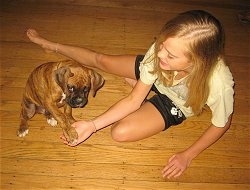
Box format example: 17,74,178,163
1,0,249,189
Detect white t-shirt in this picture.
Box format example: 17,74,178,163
139,43,234,127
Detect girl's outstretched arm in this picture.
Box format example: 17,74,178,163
162,115,232,179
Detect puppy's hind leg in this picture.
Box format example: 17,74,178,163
35,106,58,127
18,99,36,137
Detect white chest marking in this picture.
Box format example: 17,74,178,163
59,93,66,104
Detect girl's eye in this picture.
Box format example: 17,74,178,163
167,54,174,59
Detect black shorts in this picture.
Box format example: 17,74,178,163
135,55,186,130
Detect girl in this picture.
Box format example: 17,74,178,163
26,10,234,179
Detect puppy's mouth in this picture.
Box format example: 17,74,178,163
68,97,88,108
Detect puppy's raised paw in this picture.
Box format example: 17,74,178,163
66,127,78,144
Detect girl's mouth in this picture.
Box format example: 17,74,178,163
159,60,169,67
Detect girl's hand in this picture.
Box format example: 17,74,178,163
60,120,96,146
162,151,192,179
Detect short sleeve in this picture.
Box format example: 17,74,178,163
207,61,234,127
139,43,157,85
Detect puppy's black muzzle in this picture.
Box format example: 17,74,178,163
68,96,88,108
66,86,90,108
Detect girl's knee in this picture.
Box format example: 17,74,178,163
111,122,131,142
95,53,104,69
95,53,112,72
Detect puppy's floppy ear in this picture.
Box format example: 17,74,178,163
54,66,74,92
89,70,105,97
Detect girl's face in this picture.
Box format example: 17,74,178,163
157,37,192,72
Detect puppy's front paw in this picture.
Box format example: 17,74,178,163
47,117,58,127
17,128,29,137
66,127,78,144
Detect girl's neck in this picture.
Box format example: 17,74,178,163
174,70,189,80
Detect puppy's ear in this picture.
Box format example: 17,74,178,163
54,66,74,92
90,70,105,97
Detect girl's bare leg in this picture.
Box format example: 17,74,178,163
26,29,137,79
111,102,165,142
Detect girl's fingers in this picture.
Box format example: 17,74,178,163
162,164,175,177
167,168,182,179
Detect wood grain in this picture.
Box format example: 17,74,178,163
1,0,249,189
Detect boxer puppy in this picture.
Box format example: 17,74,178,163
17,60,104,144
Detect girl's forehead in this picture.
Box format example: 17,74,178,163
163,37,188,55
163,37,187,46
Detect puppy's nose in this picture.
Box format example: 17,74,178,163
70,96,87,108
73,97,84,104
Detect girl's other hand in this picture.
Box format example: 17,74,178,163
162,151,192,179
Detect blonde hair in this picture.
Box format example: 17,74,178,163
151,10,225,115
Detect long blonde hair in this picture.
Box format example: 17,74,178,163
152,10,225,115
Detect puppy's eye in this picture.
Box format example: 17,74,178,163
83,87,89,93
67,85,75,92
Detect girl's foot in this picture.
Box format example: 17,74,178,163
26,29,58,53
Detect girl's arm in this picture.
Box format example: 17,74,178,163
162,114,232,179
93,79,152,130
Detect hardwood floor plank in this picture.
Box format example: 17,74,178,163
2,173,250,190
1,157,249,183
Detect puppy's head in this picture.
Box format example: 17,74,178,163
54,64,104,108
